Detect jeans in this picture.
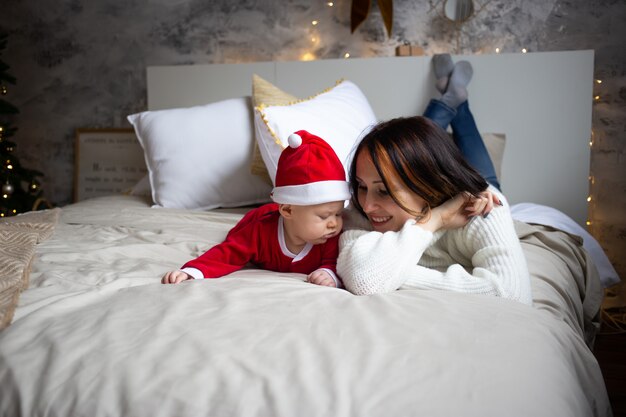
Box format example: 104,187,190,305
423,99,501,190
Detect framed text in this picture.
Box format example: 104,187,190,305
74,128,147,202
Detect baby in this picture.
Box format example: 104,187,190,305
162,130,350,287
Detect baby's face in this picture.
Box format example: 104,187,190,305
288,201,344,245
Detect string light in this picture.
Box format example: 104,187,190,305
521,48,528,53
495,47,500,54
344,52,351,59
587,129,594,231
311,20,319,26
327,2,334,6
589,79,600,231
590,54,605,240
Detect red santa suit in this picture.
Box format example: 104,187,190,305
181,130,350,287
181,203,340,283
178,130,350,287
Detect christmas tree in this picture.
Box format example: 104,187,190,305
0,32,45,217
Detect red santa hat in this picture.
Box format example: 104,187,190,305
270,130,351,205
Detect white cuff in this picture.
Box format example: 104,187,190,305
181,267,204,280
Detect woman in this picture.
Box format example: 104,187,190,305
336,56,532,305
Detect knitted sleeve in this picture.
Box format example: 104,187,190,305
402,205,533,305
337,201,532,305
337,218,434,295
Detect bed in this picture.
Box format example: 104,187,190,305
0,51,615,417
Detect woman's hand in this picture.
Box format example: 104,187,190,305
420,191,501,233
464,190,502,218
422,193,471,232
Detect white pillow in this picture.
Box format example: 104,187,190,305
128,97,272,210
254,80,377,185
129,174,151,197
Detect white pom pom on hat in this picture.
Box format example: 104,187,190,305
288,133,303,148
270,130,350,205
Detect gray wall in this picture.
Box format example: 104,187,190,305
3,0,625,292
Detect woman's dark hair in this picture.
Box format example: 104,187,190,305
349,116,488,218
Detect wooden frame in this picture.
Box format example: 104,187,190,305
74,128,147,202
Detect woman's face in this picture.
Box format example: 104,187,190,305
355,150,427,233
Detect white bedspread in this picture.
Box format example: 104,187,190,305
0,196,611,417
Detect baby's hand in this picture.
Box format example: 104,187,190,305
162,270,191,284
307,269,337,287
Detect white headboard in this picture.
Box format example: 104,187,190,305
147,50,594,225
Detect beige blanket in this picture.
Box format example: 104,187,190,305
0,196,611,417
0,208,60,329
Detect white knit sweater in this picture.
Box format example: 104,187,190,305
337,191,533,305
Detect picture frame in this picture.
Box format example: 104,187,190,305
74,128,147,202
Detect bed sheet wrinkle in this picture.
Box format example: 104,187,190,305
152,279,341,416
19,248,186,321
31,219,221,290
61,195,247,230
526,249,585,335
2,305,111,416
1,275,611,417
51,223,175,247
516,221,602,348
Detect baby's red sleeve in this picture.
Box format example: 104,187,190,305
182,205,271,278
318,234,340,274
